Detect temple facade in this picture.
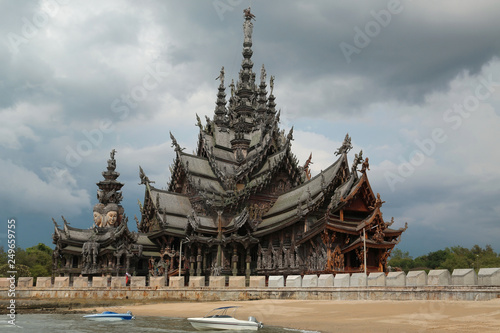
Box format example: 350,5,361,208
52,8,407,280
136,9,407,279
52,151,157,278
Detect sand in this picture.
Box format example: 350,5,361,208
84,298,500,332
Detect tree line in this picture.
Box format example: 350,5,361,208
0,243,52,279
388,244,500,273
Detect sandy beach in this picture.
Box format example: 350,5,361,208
83,298,500,332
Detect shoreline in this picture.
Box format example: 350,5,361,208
79,298,500,332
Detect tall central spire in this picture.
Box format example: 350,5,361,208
237,8,256,96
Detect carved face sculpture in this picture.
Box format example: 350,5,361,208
93,211,103,227
106,211,118,226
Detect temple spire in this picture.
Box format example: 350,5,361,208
237,7,255,92
214,66,228,126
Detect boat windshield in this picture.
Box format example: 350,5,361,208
203,306,240,318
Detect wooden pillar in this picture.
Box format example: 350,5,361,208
196,246,202,276
245,248,251,280
232,246,238,276
202,250,207,275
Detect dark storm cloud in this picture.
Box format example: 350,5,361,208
154,1,500,117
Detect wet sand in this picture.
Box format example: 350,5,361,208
84,298,500,332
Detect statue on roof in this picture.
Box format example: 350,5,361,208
369,193,386,210
260,64,266,83
215,66,225,86
243,7,256,20
230,79,235,98
360,157,370,173
107,149,117,169
352,150,363,173
335,133,352,156
303,153,313,180
243,8,254,44
270,75,275,94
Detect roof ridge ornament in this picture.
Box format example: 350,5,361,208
352,150,363,174
335,133,353,156
170,132,185,152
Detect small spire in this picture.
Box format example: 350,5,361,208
96,149,124,204
214,67,228,126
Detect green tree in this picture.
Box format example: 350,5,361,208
0,243,53,279
0,264,31,281
414,249,452,270
388,248,415,272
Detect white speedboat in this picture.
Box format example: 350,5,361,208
83,311,135,321
188,306,263,331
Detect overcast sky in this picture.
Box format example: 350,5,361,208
1,0,499,257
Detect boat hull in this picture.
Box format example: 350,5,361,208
188,317,260,331
83,311,134,321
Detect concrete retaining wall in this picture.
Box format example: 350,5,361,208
209,276,225,288
189,276,205,288
386,272,406,287
150,277,166,288
5,268,500,292
350,273,366,287
36,277,52,288
268,276,284,288
407,271,427,286
72,277,88,288
54,277,69,288
334,274,350,287
18,277,33,288
228,276,246,288
249,276,265,288
428,270,451,286
302,275,318,288
368,272,386,286
286,275,302,287
2,270,500,308
478,268,500,286
169,276,184,288
1,286,499,308
452,269,477,286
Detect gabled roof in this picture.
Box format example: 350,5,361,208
327,171,377,215
254,154,348,236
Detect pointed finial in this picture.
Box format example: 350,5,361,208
170,132,184,152
287,126,294,141
215,66,225,86
196,114,203,130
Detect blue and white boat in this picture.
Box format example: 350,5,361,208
83,311,135,321
188,306,263,331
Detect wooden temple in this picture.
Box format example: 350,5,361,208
52,8,407,280
136,8,407,278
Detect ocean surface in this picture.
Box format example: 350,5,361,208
0,314,321,333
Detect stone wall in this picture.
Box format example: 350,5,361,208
2,268,499,290
1,268,499,307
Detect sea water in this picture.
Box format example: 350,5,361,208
0,314,321,333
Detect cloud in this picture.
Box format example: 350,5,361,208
0,158,90,216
